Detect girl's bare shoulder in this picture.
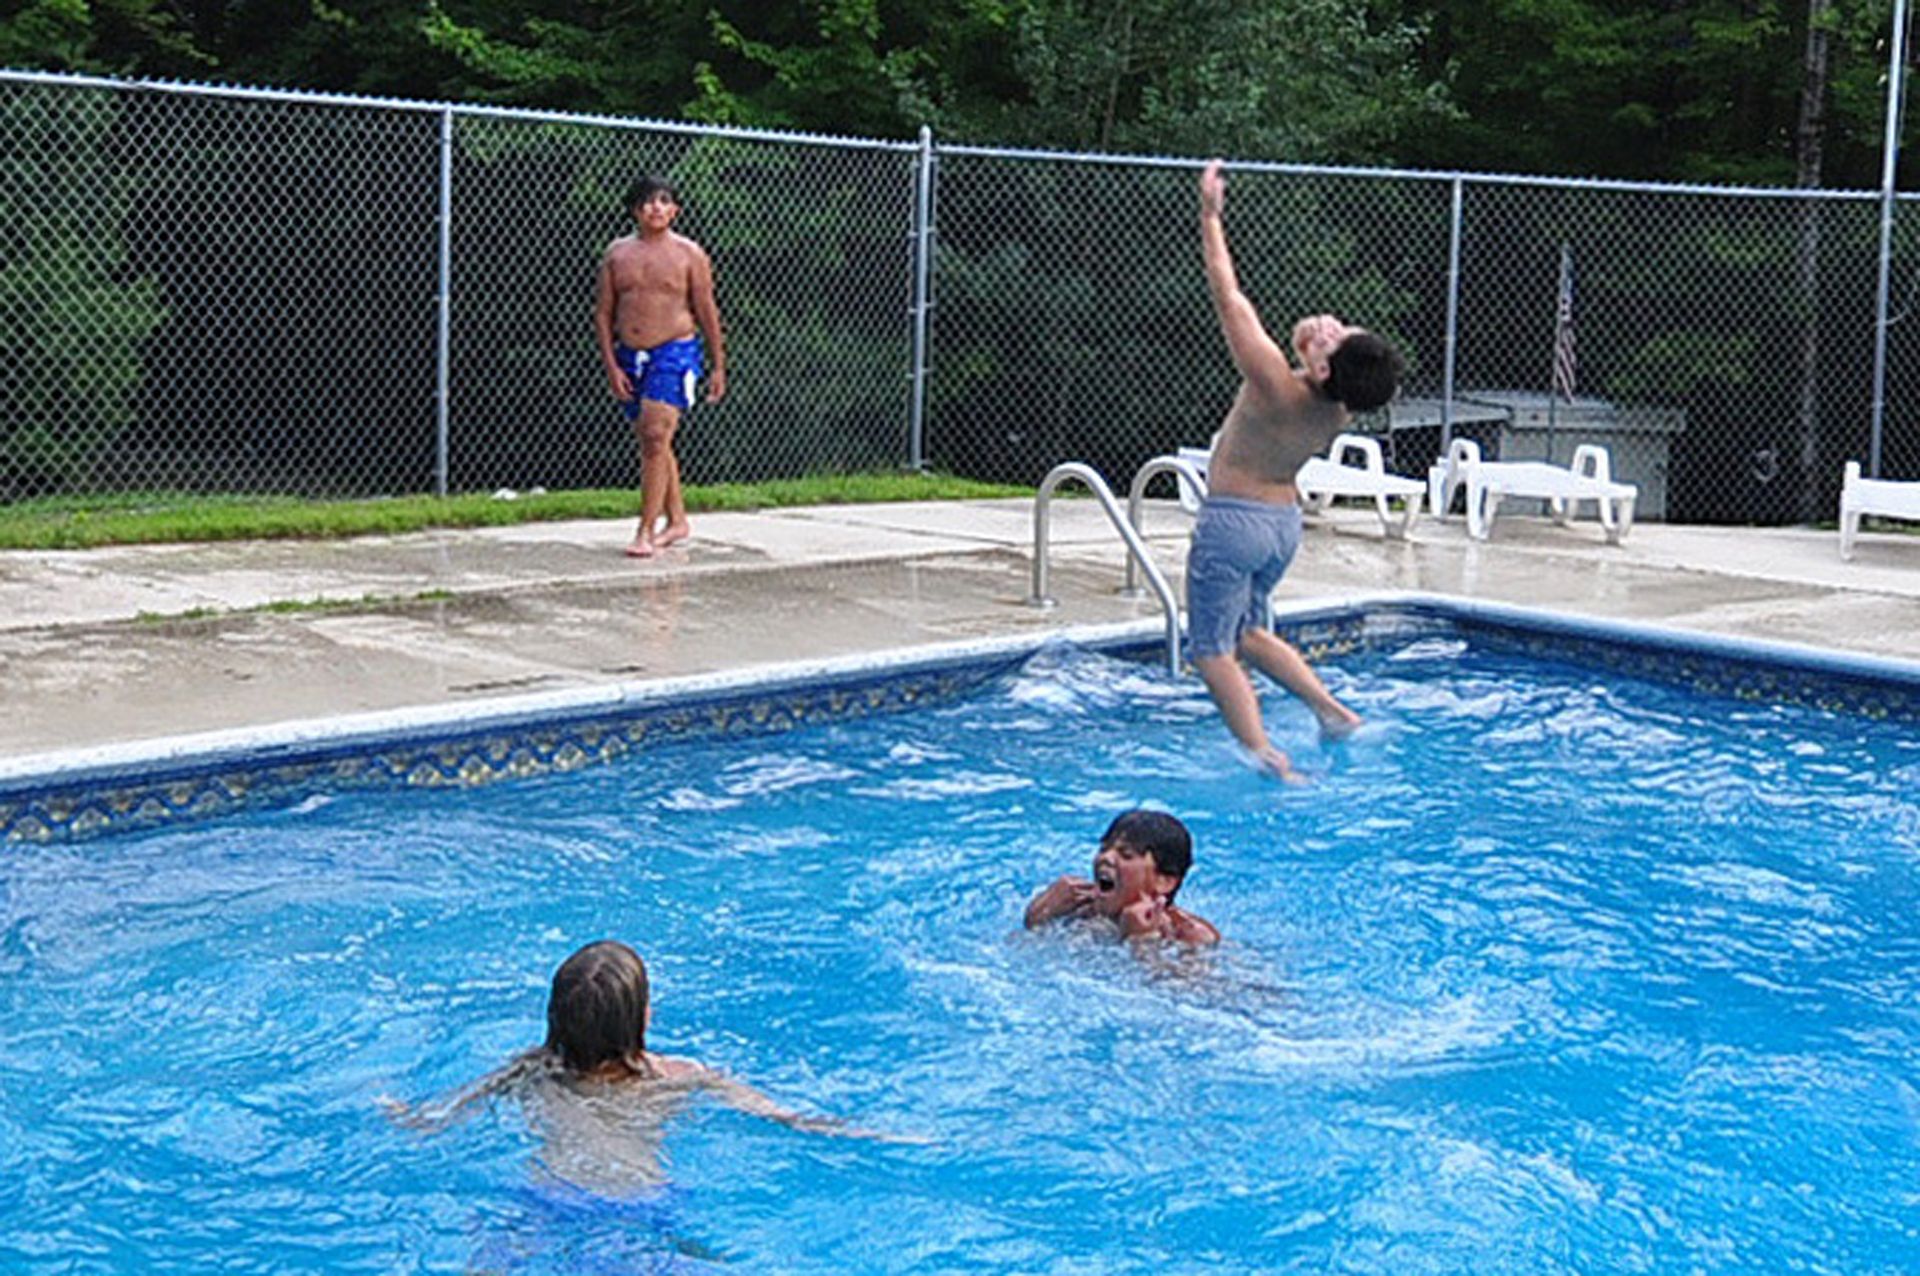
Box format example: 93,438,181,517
646,1052,714,1084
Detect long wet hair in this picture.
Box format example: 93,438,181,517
384,940,655,1131
545,940,652,1073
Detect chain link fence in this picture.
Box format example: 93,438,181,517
448,115,917,495
930,151,1917,525
5,69,1919,524
1449,183,1889,525
3,79,441,498
1,72,917,503
927,153,1454,491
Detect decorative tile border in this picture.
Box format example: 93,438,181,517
1451,616,1920,723
0,657,1016,845
1279,606,1444,664
5,598,1916,845
1370,596,1920,724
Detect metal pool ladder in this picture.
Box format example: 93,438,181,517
1027,456,1208,675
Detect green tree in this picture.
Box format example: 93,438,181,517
942,0,1449,162
418,0,711,112
0,0,208,74
408,0,1452,163
1402,0,1905,187
0,83,167,494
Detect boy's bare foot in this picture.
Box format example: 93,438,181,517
656,521,692,548
625,537,656,559
1255,747,1310,785
1317,707,1364,739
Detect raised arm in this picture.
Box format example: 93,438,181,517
1198,161,1296,399
689,243,727,403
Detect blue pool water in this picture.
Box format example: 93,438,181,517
3,632,1919,1272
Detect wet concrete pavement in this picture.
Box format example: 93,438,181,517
3,499,1917,759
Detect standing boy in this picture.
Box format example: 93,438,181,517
594,176,728,558
1189,160,1402,781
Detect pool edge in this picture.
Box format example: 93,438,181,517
8,594,1918,843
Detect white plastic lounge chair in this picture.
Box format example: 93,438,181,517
1427,438,1637,544
1840,460,1920,560
1175,444,1211,513
1173,433,1425,538
1296,434,1425,539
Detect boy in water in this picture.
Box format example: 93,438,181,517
594,176,728,559
1024,810,1220,946
1189,160,1403,780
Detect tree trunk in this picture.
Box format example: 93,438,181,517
1100,2,1134,152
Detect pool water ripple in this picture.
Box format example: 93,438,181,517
3,636,1919,1271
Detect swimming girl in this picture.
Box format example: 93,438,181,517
386,939,913,1195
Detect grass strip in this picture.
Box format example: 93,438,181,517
0,472,1027,550
134,589,460,625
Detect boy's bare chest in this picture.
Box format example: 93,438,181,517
615,246,689,295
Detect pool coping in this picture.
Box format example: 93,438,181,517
8,591,1919,843
0,616,1157,792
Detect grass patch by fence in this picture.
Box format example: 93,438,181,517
0,473,1028,550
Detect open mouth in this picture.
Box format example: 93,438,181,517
1094,868,1117,893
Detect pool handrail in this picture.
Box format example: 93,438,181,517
1029,461,1185,674
1124,454,1210,596
1124,453,1270,631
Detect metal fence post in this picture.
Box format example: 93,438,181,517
1442,177,1464,450
908,124,935,472
435,107,454,497
1871,0,1911,479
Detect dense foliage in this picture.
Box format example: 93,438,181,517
4,0,1910,187
7,1,1916,518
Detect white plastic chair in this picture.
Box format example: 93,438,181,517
1295,434,1425,539
1427,438,1637,544
1174,433,1424,538
1175,444,1212,513
1839,460,1920,560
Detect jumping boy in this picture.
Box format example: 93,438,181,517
1024,810,1220,946
594,176,728,559
1189,160,1403,781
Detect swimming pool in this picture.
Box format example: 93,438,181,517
3,601,1917,1271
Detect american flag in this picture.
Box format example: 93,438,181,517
1551,244,1577,402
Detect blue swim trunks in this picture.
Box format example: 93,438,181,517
1184,496,1304,660
473,1180,720,1273
615,336,704,419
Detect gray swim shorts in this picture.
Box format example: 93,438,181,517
1184,496,1304,660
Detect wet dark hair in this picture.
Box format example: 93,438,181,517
624,175,680,214
1102,809,1194,897
544,939,651,1073
381,940,654,1130
1324,332,1403,412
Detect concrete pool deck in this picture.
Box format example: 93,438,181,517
3,499,1918,759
